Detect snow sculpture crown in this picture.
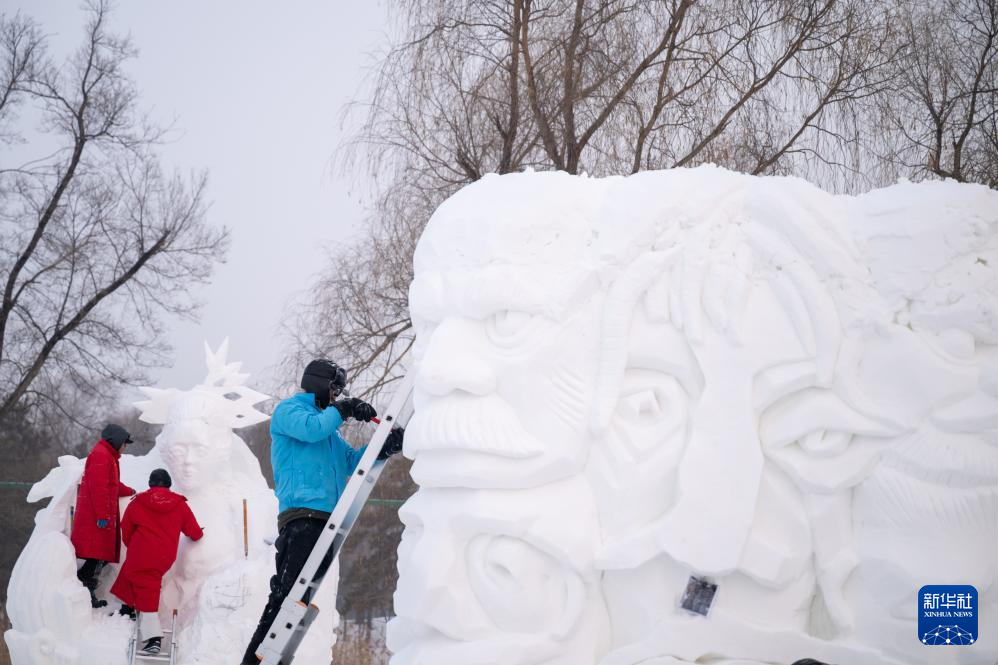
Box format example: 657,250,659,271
134,339,270,428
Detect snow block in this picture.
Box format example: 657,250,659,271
393,167,998,665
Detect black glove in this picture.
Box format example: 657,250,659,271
378,427,404,460
331,397,378,422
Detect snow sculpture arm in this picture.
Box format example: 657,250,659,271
272,400,343,443
180,502,204,541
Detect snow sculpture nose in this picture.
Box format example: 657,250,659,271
417,318,496,397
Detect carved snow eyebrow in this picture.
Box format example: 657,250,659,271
411,266,599,323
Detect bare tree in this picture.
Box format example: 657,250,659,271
280,184,426,398
0,1,228,435
0,12,43,146
285,0,901,398
878,0,998,187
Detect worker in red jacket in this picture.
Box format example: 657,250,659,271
111,468,204,656
70,423,136,608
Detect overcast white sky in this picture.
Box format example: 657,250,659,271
6,1,390,394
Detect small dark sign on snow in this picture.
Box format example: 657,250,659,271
680,575,717,617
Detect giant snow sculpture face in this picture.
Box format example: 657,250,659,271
407,173,607,489
837,331,998,661
388,476,608,665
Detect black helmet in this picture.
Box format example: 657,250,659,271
301,359,348,408
101,423,133,450
149,468,172,488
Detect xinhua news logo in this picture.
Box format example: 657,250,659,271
918,585,978,646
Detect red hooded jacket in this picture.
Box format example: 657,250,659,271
70,439,136,562
110,487,203,612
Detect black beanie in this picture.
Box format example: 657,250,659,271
101,423,133,450
149,468,172,488
301,359,347,408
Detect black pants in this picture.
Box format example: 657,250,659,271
76,558,106,587
241,517,334,665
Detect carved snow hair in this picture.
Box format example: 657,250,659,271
592,183,851,431
134,339,270,429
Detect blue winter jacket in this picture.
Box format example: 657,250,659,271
270,393,367,514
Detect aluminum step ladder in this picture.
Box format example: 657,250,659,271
256,374,416,664
127,609,178,665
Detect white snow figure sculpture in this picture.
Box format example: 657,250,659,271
5,341,340,665
392,167,998,665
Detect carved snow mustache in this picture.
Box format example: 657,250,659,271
407,394,545,459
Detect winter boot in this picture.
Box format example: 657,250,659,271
80,575,107,608
138,637,162,656
118,604,136,619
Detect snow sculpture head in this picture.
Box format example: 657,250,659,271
826,184,998,659
407,173,606,489
135,340,269,494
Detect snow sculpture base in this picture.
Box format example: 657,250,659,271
5,342,339,665
393,167,998,665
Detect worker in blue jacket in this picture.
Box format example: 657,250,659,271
242,359,404,664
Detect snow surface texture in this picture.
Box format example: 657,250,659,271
391,167,998,665
4,341,340,665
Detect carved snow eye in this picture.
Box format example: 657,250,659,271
161,446,183,463
612,372,689,458
485,310,537,346
467,534,581,635
618,374,687,427
621,389,661,420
